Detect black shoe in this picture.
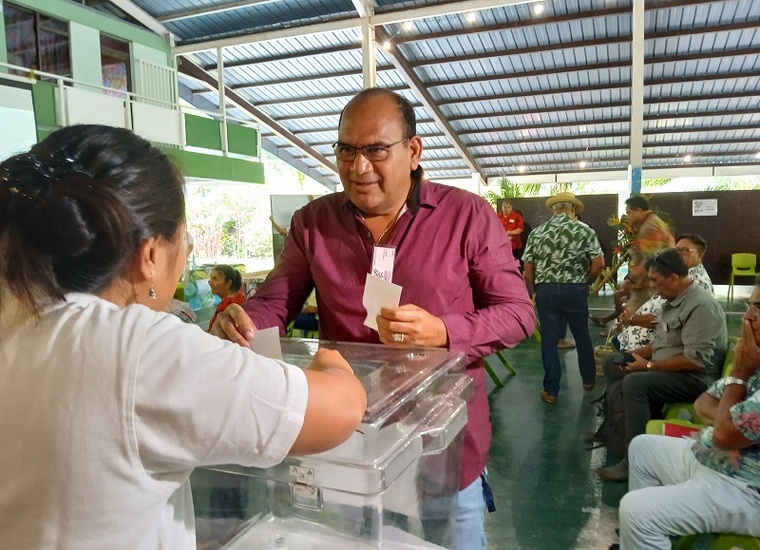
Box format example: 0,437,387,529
598,459,629,482
584,431,603,443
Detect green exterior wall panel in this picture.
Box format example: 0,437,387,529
0,1,7,64
32,80,58,141
161,147,265,185
184,114,222,151
226,122,259,157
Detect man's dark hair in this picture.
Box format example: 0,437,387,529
625,195,650,211
646,248,689,278
675,233,707,253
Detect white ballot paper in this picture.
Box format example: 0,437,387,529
362,273,403,331
249,326,283,360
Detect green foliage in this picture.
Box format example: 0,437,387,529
482,176,542,208
643,178,671,189
186,184,273,264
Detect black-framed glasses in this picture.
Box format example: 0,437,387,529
675,247,698,254
332,138,409,162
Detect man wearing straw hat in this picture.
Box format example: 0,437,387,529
523,191,605,404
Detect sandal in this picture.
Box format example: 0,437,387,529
589,315,608,327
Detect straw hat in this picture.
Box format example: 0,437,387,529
546,191,584,213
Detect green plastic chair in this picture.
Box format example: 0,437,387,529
728,253,757,303
662,337,739,422
676,533,760,550
645,418,702,436
484,351,516,388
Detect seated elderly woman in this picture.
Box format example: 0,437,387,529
612,275,760,550
0,125,366,549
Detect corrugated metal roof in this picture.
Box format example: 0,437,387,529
96,0,760,188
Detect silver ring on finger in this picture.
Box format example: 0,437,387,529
393,332,405,343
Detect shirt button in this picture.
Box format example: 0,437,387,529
367,231,372,237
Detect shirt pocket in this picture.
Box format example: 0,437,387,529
664,317,684,347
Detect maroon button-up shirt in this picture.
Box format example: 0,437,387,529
245,178,536,488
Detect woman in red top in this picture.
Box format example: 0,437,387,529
207,265,246,332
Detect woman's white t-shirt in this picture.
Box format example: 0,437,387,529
0,293,308,549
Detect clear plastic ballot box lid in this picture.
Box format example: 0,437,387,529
193,338,473,550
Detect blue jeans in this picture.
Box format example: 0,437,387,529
535,283,595,397
453,472,489,550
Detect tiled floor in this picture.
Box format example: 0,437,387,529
482,287,751,550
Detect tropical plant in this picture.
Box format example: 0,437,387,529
607,214,636,258
482,176,542,208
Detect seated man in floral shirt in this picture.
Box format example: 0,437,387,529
614,276,760,550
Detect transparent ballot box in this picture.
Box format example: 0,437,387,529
192,339,472,550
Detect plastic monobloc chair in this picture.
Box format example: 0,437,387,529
728,253,757,303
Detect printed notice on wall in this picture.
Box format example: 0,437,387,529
692,199,718,217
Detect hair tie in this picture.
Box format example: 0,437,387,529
2,151,92,201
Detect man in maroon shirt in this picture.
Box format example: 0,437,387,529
213,88,536,549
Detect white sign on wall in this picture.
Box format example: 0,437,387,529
692,199,718,217
271,195,312,231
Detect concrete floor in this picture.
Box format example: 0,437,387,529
482,287,750,550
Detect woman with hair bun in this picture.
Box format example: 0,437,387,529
207,264,245,332
0,125,366,549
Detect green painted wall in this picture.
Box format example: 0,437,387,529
131,42,172,100
0,1,8,64
32,80,58,141
161,147,266,185
70,21,101,87
185,113,222,151
227,122,259,157
131,41,169,67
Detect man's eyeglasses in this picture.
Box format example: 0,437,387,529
675,247,699,254
746,302,760,315
332,138,409,162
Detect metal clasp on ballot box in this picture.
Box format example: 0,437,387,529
289,465,323,510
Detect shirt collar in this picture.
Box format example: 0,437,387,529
666,280,696,308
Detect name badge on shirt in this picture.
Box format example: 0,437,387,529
371,245,396,282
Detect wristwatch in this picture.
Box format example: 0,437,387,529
724,376,748,388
